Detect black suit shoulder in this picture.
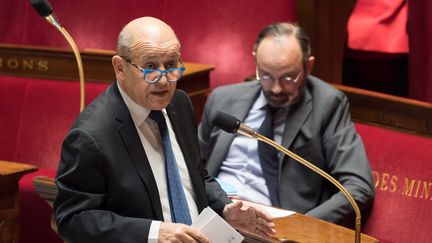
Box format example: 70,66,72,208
71,84,118,128
306,76,345,102
306,76,349,120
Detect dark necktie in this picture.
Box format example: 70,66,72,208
258,105,281,207
148,110,192,225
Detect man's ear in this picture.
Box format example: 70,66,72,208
252,51,257,62
306,56,315,75
112,55,126,81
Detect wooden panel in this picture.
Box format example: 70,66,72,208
0,44,213,122
0,161,37,243
0,44,213,83
335,84,432,137
296,0,356,84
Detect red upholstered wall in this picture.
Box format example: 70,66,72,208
0,0,296,88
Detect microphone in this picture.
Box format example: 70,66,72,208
29,0,86,112
212,111,363,243
30,0,52,17
30,0,61,27
212,111,257,138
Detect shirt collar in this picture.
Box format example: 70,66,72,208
251,91,268,111
117,82,151,126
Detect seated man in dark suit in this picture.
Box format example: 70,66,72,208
54,16,275,243
198,22,375,225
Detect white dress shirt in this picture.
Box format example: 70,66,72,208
117,83,198,242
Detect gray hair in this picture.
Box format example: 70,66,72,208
116,26,134,57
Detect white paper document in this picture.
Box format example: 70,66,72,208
231,198,296,218
255,203,296,218
192,207,244,243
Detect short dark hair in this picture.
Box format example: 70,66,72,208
253,22,311,69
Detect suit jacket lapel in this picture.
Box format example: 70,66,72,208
108,84,164,220
207,83,261,175
280,85,312,151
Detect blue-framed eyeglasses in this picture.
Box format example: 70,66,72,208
256,68,303,87
120,56,185,83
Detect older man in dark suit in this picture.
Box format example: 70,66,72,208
54,17,275,243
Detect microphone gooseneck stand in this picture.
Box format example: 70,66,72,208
214,112,362,243
239,123,362,243
30,0,85,112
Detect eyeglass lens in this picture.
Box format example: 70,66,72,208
145,69,183,82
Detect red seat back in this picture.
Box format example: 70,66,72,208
0,77,29,161
0,76,109,169
356,123,432,243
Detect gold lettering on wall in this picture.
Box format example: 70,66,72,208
22,59,33,70
38,60,48,71
380,173,390,191
419,181,432,199
0,57,49,72
414,179,422,198
372,171,379,188
373,171,398,193
401,178,432,199
402,178,416,197
390,175,398,193
7,59,19,69
373,170,432,201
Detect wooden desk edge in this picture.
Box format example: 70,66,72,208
240,213,379,243
0,160,38,176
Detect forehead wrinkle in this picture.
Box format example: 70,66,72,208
129,39,180,60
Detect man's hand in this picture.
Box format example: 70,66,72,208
159,222,209,243
223,200,276,238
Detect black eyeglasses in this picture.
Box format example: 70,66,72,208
120,56,185,83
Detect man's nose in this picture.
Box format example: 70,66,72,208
158,70,169,85
271,80,282,94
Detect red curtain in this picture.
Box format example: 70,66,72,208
347,0,408,53
346,0,432,102
0,0,296,88
408,0,432,102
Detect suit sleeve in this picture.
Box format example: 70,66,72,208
54,128,152,243
201,157,232,216
305,94,375,225
197,87,217,161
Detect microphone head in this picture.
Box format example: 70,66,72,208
212,111,241,134
30,0,53,17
